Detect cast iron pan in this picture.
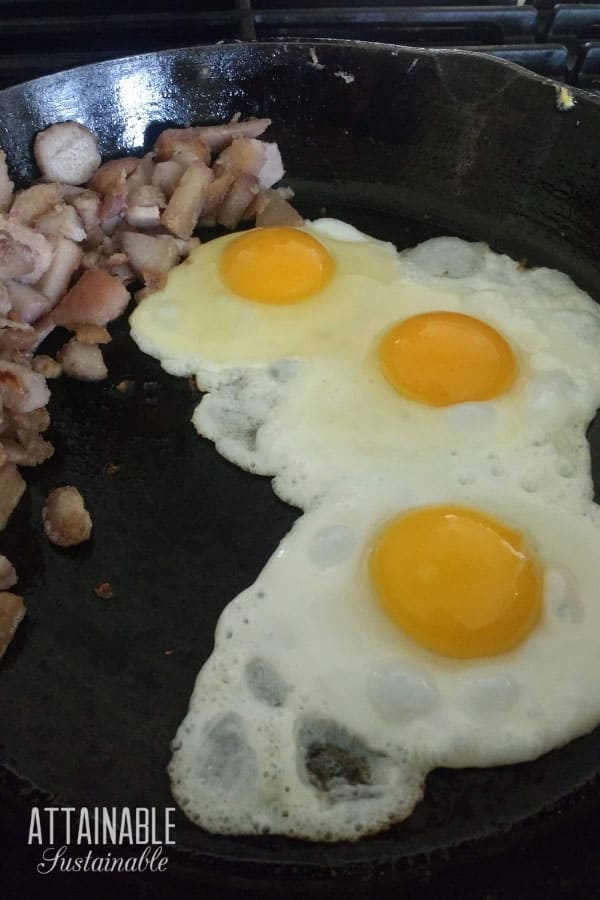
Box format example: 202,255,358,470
1,39,600,896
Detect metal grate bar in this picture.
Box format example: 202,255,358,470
573,38,600,85
546,3,600,40
253,7,537,43
0,2,597,91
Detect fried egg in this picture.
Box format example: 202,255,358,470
130,222,600,512
129,219,600,841
168,474,600,840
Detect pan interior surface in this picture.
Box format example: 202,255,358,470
1,41,600,890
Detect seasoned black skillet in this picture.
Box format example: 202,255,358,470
1,39,600,897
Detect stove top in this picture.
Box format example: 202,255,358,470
0,0,598,91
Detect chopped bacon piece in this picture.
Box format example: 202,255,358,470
0,318,37,351
215,138,284,190
73,323,111,345
9,183,62,227
34,121,101,186
0,556,17,590
5,280,55,323
35,236,83,305
0,284,10,316
35,204,86,243
88,157,139,195
153,128,211,164
0,216,53,284
0,359,50,413
0,591,25,658
120,231,179,286
8,405,50,435
88,157,140,221
0,462,26,530
125,205,161,230
42,485,92,547
57,338,107,382
161,160,213,240
151,160,185,199
216,172,260,230
94,581,114,599
53,268,129,327
69,189,101,234
200,171,236,218
1,434,54,466
254,189,304,227
188,117,272,154
0,150,14,213
31,354,61,379
124,154,154,193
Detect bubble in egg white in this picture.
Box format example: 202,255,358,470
461,673,519,714
366,666,440,720
443,402,499,429
403,236,485,278
545,566,582,623
308,524,357,568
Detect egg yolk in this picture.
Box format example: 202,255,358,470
220,227,335,304
369,505,542,658
379,311,517,406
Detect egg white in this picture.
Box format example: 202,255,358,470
130,222,600,513
129,220,600,841
169,474,600,841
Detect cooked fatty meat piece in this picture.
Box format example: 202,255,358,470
0,591,25,658
128,184,165,209
57,338,107,381
69,190,101,234
35,237,83,305
216,172,260,230
161,160,213,240
0,318,37,351
215,139,284,190
0,359,50,413
89,157,140,221
254,189,304,227
0,284,10,316
124,154,155,193
173,236,200,258
151,160,185,199
0,150,14,213
35,204,86,243
34,121,101,186
0,462,26,529
1,434,53,466
4,281,55,323
8,183,62,227
153,128,211,164
125,205,161,230
31,311,57,351
31,354,61,378
73,323,111,345
53,267,129,326
0,216,53,284
0,556,17,590
120,231,179,284
42,485,92,547
189,117,272,154
9,405,50,434
88,157,139,195
200,171,236,217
